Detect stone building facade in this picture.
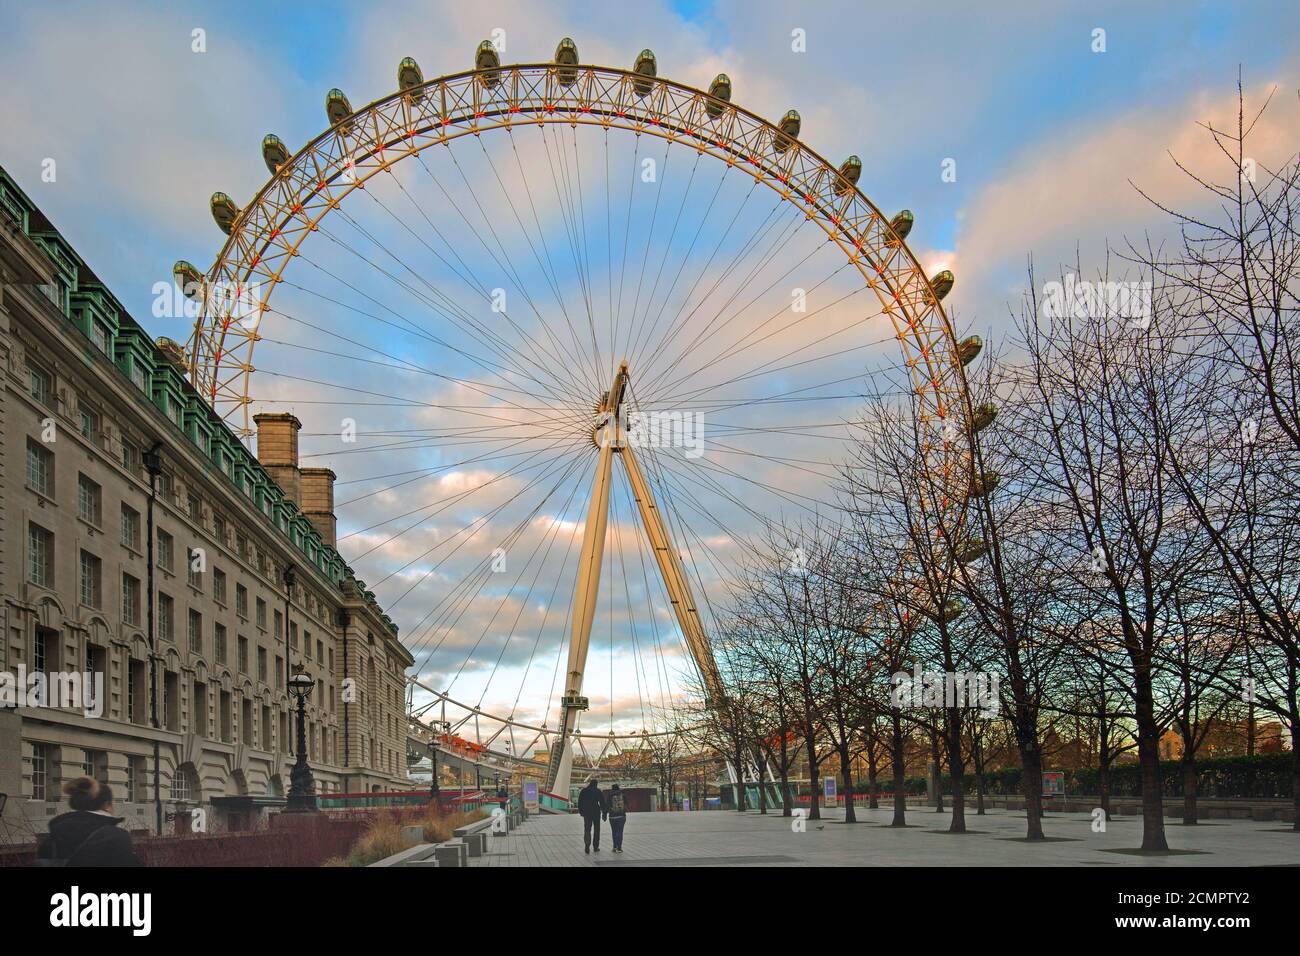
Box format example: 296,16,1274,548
0,167,414,837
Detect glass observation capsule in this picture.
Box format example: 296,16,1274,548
209,192,240,235
476,40,501,88
261,134,290,174
706,73,731,119
773,109,801,153
325,88,353,129
555,37,579,87
632,49,656,97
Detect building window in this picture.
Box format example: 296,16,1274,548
122,572,141,625
214,623,227,664
213,568,227,605
289,622,298,652
89,319,110,354
26,360,52,406
121,437,140,474
120,504,141,549
83,749,107,783
31,743,53,801
77,473,102,526
163,672,179,730
130,362,147,392
187,493,202,523
158,593,174,641
128,659,144,723
236,583,249,619
257,647,267,682
79,550,102,608
26,439,53,496
157,529,174,571
169,765,192,802
127,756,147,801
28,523,53,587
255,597,266,629
188,609,202,654
186,548,202,589
33,628,49,673
193,681,207,737
214,513,227,544
78,405,101,443
238,636,249,674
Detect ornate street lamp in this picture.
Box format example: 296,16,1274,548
285,669,318,813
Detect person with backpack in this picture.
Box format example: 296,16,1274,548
37,776,141,867
576,776,606,854
606,783,628,853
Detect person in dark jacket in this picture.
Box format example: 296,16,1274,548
37,777,140,867
606,783,628,852
576,776,606,854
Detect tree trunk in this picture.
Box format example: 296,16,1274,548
930,732,944,812
839,743,857,823
973,732,986,815
1020,745,1045,840
890,711,907,827
1181,755,1198,825
806,733,821,821
945,710,967,833
734,743,747,812
1134,696,1169,850
867,749,880,811
780,738,792,817
758,754,768,815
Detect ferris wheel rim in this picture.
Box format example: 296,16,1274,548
184,61,972,452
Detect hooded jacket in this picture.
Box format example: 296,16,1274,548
38,811,141,867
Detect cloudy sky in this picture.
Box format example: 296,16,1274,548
3,0,1297,746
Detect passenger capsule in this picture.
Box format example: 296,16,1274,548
398,56,424,99
706,73,732,119
210,192,240,235
261,134,290,175
172,260,203,298
956,334,983,366
886,209,914,247
970,402,998,432
476,40,502,88
968,471,1001,499
834,155,862,196
555,37,579,87
773,109,801,153
927,270,955,303
633,49,656,98
956,540,989,565
326,88,354,129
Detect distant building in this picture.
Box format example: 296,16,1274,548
0,167,413,837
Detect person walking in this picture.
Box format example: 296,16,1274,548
606,783,628,852
577,776,606,854
37,777,140,867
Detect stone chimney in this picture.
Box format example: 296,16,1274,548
300,467,337,549
253,413,301,505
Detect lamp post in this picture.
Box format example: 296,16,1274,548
282,565,296,754
142,440,164,837
285,668,318,813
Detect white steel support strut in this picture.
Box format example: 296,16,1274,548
619,439,724,703
547,363,627,797
547,361,724,799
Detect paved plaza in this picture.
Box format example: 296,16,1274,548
469,806,1300,867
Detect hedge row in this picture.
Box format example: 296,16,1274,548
796,753,1294,799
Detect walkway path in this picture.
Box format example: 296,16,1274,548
469,805,1299,866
